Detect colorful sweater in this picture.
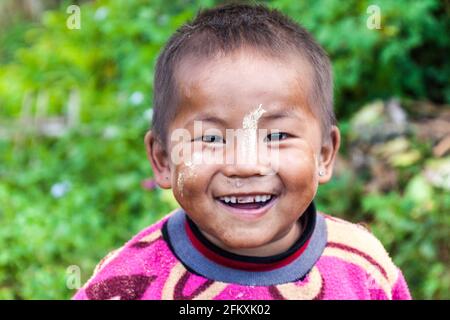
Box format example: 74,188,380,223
73,203,411,300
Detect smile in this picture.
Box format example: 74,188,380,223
214,193,277,219
219,194,272,205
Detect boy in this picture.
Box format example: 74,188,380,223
73,3,411,300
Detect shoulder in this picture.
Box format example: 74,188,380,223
77,210,179,293
320,213,402,294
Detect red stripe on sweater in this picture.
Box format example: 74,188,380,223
326,242,388,279
185,221,310,271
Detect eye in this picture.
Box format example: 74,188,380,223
265,132,290,142
201,135,225,143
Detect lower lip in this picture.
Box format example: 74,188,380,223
215,196,278,221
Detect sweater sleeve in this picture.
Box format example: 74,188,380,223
391,268,412,300
72,287,88,300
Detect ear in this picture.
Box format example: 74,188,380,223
144,131,172,189
318,126,341,184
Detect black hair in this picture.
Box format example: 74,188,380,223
152,2,335,146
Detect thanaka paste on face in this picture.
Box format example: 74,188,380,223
176,171,185,197
177,104,268,196
177,152,201,197
239,104,266,166
240,104,281,176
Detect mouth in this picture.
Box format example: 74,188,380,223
214,193,277,219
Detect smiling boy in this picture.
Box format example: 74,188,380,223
73,3,411,300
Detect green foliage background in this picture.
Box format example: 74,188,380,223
0,0,448,299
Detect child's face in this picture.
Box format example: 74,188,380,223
147,49,339,254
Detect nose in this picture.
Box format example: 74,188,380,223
221,160,276,179
220,134,278,178
221,163,267,178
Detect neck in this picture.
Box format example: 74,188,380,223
201,220,303,257
163,202,324,282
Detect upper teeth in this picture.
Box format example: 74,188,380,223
219,195,272,204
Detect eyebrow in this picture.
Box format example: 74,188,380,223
184,107,302,128
259,109,302,122
185,115,228,128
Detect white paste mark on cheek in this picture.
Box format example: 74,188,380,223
177,152,201,198
177,171,185,198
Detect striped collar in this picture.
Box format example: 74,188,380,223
162,202,328,286
184,204,315,271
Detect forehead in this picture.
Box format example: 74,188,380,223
174,49,315,122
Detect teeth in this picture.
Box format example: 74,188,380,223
237,196,253,203
219,195,272,203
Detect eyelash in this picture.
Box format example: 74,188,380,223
194,132,291,144
195,135,225,144
264,132,290,142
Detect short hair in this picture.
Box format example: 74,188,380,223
152,3,335,147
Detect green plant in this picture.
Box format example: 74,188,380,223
0,0,448,299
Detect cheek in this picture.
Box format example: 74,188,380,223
173,165,198,199
170,148,201,197
172,161,216,200
279,145,319,190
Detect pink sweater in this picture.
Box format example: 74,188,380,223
73,206,411,300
